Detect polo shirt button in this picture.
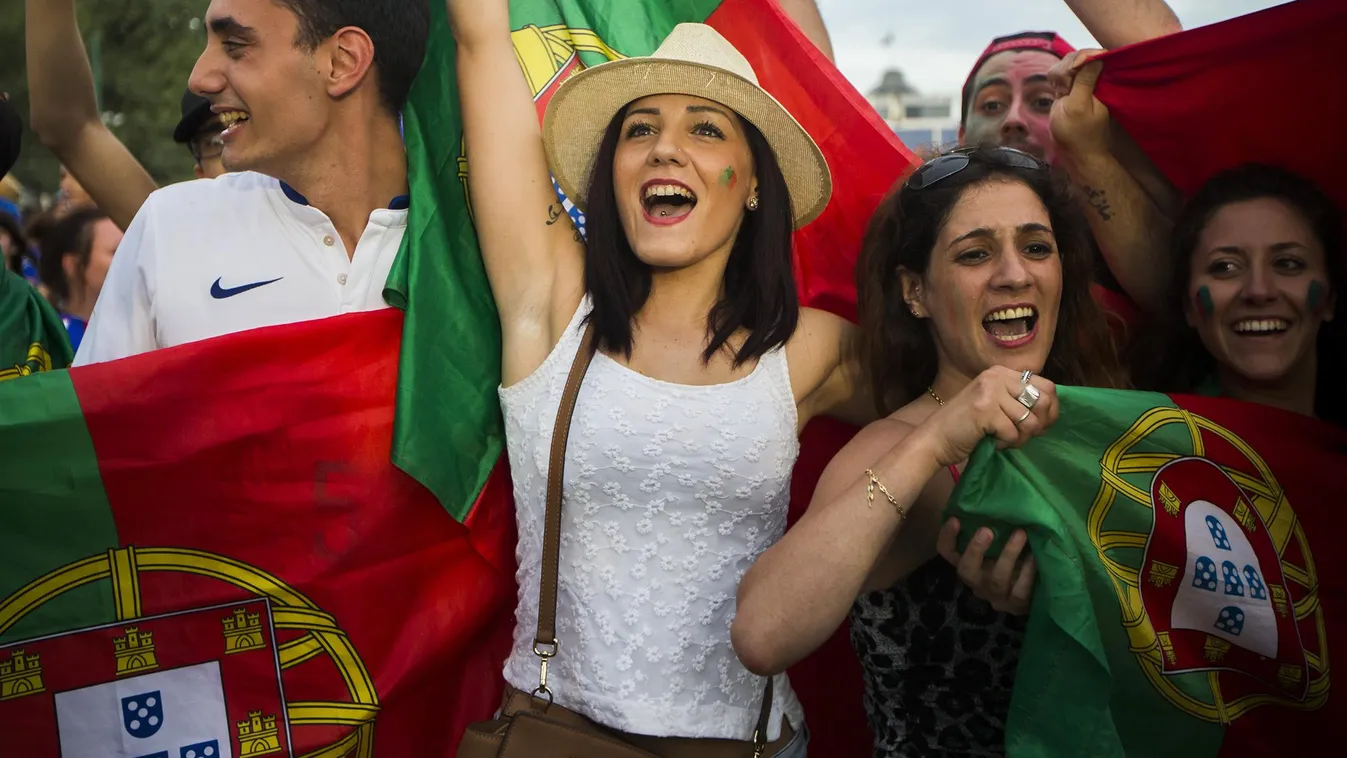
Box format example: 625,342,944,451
337,273,348,286
323,235,336,246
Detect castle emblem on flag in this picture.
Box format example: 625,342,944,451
0,545,380,756
0,649,44,700
223,608,266,655
1090,408,1328,724
115,627,160,676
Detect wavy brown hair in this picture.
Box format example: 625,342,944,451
857,146,1125,415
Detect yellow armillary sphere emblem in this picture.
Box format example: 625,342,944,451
0,546,377,758
1089,406,1327,724
457,22,625,214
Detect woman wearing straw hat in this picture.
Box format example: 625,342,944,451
448,1,868,754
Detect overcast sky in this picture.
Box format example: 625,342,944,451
817,0,1290,96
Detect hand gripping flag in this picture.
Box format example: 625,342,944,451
947,388,1347,757
386,0,918,753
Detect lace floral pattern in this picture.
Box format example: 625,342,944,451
499,301,804,740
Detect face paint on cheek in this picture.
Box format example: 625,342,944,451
1307,279,1327,315
720,166,737,190
1196,285,1215,318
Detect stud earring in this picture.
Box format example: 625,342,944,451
747,196,759,211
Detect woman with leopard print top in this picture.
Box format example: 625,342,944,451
732,147,1126,756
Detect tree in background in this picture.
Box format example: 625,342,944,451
0,0,206,195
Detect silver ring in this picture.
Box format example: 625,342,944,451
1020,370,1034,385
1015,408,1032,425
1017,383,1041,410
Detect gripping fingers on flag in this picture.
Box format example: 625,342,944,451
940,521,1037,615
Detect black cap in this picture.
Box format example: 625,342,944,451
172,89,215,144
1,95,21,177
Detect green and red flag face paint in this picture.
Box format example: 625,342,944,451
0,311,517,755
948,387,1347,757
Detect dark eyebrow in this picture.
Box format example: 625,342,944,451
1269,241,1310,254
1023,74,1050,86
1210,246,1246,256
974,77,1010,96
950,227,996,246
687,104,733,119
950,223,1054,247
209,16,256,39
625,107,659,118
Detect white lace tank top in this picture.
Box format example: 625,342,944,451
498,297,805,740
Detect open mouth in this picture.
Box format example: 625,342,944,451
217,110,250,138
641,181,698,222
983,305,1039,345
1232,318,1290,336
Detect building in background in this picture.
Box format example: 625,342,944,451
867,68,959,156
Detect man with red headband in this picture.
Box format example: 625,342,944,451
958,1,1181,164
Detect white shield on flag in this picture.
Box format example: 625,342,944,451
54,661,234,758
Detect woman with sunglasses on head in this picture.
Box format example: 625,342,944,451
733,146,1125,757
449,0,866,754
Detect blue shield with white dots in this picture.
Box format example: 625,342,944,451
122,690,164,739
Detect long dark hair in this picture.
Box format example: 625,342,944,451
1128,164,1345,423
31,207,108,305
857,146,1124,414
582,105,797,366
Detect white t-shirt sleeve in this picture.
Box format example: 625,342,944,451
72,199,160,366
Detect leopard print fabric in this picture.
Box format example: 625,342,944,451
849,558,1026,757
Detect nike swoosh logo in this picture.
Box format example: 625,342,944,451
210,277,283,299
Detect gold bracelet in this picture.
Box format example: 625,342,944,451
865,469,907,521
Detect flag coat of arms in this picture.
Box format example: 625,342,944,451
948,388,1345,756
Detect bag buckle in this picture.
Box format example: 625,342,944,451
752,728,765,758
532,639,558,706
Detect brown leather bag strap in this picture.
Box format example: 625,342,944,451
751,677,774,755
534,321,597,659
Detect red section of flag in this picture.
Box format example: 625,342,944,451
1096,0,1347,219
707,1,919,753
1170,395,1347,758
712,0,918,324
0,600,287,756
68,310,517,756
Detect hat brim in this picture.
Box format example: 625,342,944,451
172,101,215,144
542,58,832,229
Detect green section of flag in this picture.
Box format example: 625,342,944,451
385,0,721,521
946,387,1227,758
0,268,73,381
0,368,118,643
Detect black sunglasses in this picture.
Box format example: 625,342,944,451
904,146,1047,191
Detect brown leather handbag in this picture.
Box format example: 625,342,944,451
457,324,777,758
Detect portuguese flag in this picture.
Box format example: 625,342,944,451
0,310,517,755
1,267,72,382
947,388,1347,756
388,0,914,753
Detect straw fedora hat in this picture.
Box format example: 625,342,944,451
542,23,832,229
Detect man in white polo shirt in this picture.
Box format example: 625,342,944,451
74,0,428,365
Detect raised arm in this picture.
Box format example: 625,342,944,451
1051,59,1179,314
24,0,157,232
448,0,585,385
776,0,835,62
1063,0,1181,50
